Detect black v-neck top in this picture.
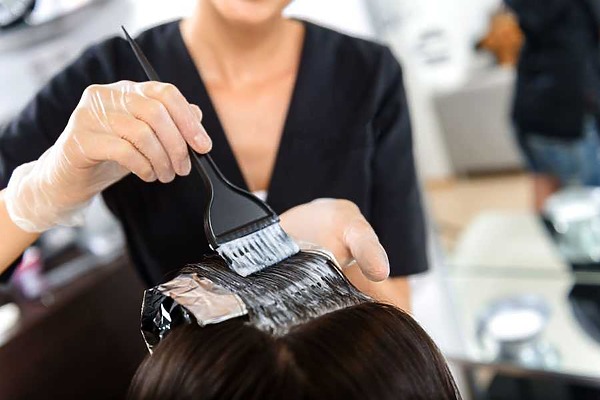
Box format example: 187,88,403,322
0,20,428,285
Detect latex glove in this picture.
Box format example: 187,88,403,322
5,81,211,232
280,199,390,282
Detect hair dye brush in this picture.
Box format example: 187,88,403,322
122,27,299,276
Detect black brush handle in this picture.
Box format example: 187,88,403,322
189,152,276,240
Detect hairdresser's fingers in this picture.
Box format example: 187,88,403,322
190,104,203,123
139,85,194,175
189,104,209,153
82,134,158,182
124,95,187,179
343,219,390,282
110,113,176,183
140,82,212,155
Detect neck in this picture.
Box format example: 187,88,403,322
182,2,302,86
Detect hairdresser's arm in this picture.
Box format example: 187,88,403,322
0,190,39,273
346,48,428,312
0,81,211,273
3,81,211,234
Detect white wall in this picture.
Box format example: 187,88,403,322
0,1,136,125
124,0,193,34
284,0,375,39
0,0,375,125
370,0,503,181
125,0,375,38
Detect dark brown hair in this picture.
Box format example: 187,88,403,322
129,302,460,400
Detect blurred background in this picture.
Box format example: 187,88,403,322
2,0,600,399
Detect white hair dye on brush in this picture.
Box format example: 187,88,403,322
216,223,300,278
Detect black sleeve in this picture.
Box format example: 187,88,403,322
581,0,600,31
0,38,122,281
370,48,428,277
0,38,122,189
506,0,571,33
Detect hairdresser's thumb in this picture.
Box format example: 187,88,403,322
344,223,390,282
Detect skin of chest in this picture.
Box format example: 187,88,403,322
205,69,297,192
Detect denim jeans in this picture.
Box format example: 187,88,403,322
517,116,600,186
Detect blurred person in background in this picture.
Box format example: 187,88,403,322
0,0,427,310
477,5,523,67
506,0,600,211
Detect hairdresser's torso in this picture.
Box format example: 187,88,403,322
180,10,306,194
0,1,428,285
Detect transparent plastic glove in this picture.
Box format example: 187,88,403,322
279,199,390,282
5,81,212,232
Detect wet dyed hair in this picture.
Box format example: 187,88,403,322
129,301,460,400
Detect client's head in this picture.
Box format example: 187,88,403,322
130,251,460,400
130,302,459,400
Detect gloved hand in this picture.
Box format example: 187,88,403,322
280,199,390,282
4,81,211,232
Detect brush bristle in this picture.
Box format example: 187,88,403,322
217,223,300,276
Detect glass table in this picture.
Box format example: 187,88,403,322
443,264,600,399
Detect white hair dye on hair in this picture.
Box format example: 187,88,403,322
141,250,370,350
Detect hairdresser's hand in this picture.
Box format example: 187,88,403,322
280,199,390,282
4,81,212,232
